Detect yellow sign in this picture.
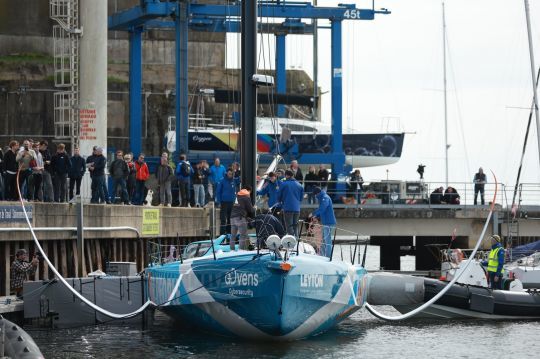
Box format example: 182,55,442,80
142,209,160,236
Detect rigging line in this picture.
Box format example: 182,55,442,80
366,171,499,321
186,14,224,124
224,1,231,123
511,66,540,212
258,3,282,158
264,9,281,146
14,168,158,319
445,23,472,179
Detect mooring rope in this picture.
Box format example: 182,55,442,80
365,171,499,321
16,168,155,319
15,168,269,319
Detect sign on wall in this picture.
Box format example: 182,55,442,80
0,205,32,222
142,208,160,236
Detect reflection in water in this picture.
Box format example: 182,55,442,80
29,310,540,359
26,246,540,358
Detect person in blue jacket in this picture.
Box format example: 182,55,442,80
175,154,193,207
257,172,279,210
310,186,336,258
216,168,239,234
209,158,226,201
277,170,304,238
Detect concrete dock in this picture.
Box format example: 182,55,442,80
2,200,540,295
0,295,24,322
0,201,213,296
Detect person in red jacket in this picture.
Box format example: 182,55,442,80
133,153,150,205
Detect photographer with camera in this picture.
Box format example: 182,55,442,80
10,249,38,299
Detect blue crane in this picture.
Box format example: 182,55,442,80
109,0,390,188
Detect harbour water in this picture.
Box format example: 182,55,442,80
26,246,540,358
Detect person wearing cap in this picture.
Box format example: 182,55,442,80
482,235,505,289
277,169,304,238
473,167,487,205
230,186,255,250
310,187,337,258
10,249,38,299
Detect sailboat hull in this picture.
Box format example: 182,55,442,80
146,252,367,340
166,130,404,168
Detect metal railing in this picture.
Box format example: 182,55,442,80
146,217,366,265
272,179,513,207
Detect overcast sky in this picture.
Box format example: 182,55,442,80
229,0,540,196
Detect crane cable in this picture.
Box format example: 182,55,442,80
365,171,498,321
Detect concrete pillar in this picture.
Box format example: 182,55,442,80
79,0,108,199
371,236,413,271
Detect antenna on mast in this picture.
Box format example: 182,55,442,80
442,1,449,187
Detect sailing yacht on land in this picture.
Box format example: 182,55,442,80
165,116,405,168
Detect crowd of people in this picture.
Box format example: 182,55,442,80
0,139,82,203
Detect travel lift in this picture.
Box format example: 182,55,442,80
109,0,390,192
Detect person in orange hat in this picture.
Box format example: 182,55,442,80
230,186,255,250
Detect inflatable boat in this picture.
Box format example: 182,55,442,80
368,272,540,320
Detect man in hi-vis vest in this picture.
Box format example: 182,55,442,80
483,235,505,289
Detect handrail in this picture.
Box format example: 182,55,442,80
0,226,141,239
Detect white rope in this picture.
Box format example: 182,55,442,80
365,172,499,321
16,171,155,319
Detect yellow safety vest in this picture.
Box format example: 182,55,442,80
487,247,504,273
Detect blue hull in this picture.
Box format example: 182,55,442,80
145,252,367,340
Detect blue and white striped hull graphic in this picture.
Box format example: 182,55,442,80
146,252,367,340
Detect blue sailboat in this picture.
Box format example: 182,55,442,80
146,239,368,339
144,0,369,339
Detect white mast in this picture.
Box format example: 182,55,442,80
442,1,449,187
524,0,540,169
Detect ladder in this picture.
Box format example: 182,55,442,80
50,0,82,150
